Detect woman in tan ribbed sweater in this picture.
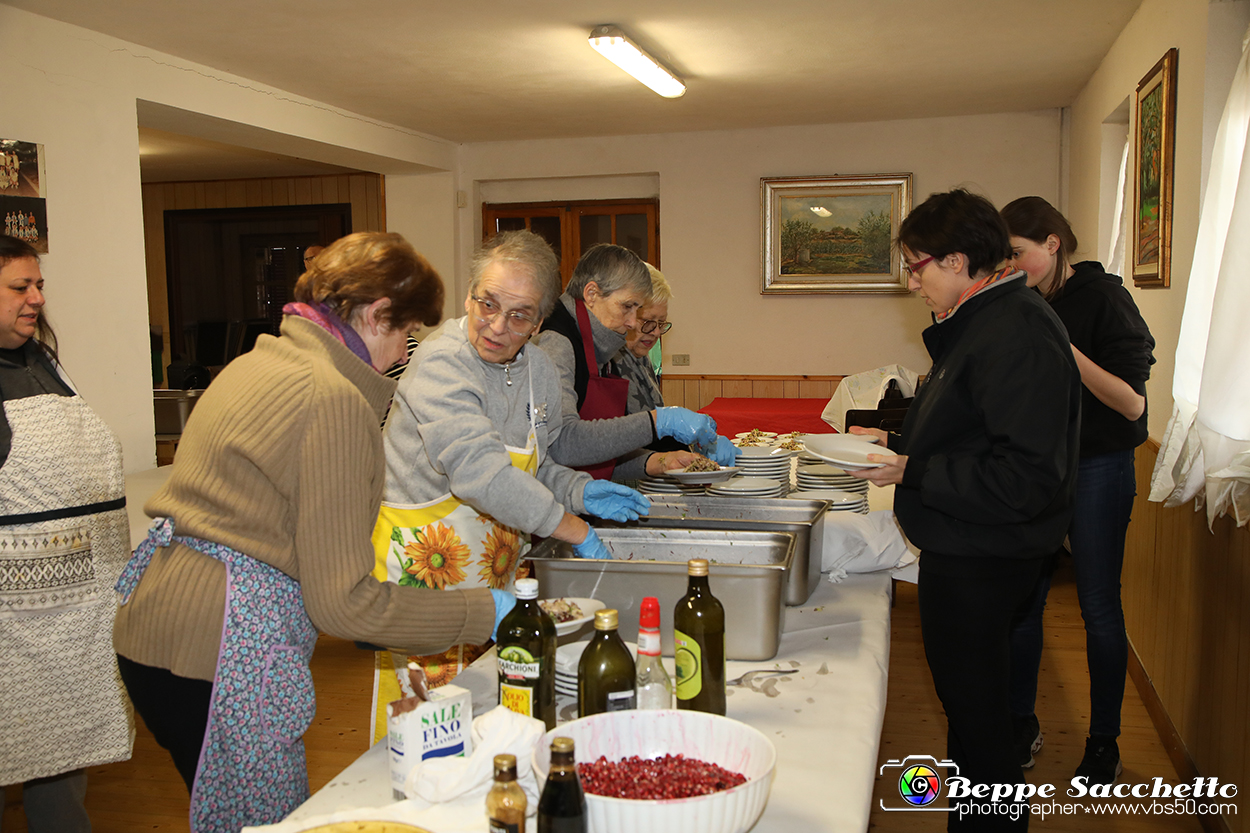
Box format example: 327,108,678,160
112,233,508,833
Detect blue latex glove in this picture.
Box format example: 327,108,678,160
490,589,516,641
571,526,613,560
708,435,740,468
582,480,650,522
654,407,718,451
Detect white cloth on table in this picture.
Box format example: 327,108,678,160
822,510,915,583
821,364,919,432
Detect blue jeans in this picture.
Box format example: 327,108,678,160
1009,449,1136,738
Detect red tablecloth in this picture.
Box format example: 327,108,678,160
697,397,836,438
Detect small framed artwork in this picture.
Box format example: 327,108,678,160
1132,48,1178,288
761,173,912,294
0,138,48,253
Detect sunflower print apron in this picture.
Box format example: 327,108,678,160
369,372,540,742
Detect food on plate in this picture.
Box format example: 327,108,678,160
577,754,748,799
742,428,766,441
733,437,769,447
776,439,803,451
683,457,720,473
539,598,585,623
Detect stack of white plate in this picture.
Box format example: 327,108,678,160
733,446,796,489
554,639,638,699
707,475,788,498
636,476,706,496
788,488,870,513
796,463,869,494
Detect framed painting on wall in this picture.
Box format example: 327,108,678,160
0,139,48,253
761,173,912,294
1132,48,1178,288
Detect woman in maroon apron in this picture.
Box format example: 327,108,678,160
537,244,737,481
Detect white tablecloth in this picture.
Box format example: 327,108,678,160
270,570,893,833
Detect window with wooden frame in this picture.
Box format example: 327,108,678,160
482,199,659,288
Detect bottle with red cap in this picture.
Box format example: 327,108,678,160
635,596,673,709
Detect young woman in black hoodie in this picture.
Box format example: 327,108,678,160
1001,197,1156,786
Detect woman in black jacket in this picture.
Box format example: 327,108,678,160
851,190,1081,830
1001,197,1155,785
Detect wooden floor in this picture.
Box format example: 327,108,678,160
4,561,1198,831
869,562,1201,832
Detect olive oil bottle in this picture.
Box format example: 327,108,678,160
577,609,636,716
496,577,557,729
537,737,586,833
487,753,527,833
673,558,726,714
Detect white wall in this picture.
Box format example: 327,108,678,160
460,112,1062,377
1067,0,1212,440
0,6,455,471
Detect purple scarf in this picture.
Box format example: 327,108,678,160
282,302,374,369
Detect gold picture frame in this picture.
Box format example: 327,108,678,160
761,173,912,294
1132,48,1178,288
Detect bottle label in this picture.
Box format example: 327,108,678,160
674,629,702,699
637,628,661,657
497,645,540,718
489,819,520,833
605,688,636,711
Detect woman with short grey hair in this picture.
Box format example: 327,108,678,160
538,244,736,481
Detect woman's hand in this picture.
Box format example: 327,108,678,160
848,425,888,445
848,452,908,487
653,407,718,449
582,480,650,522
1071,345,1146,421
571,526,613,560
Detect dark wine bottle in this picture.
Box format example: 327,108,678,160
496,577,557,730
537,736,587,833
674,557,726,715
577,608,636,717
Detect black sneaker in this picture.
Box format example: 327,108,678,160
1014,714,1043,768
1075,735,1123,784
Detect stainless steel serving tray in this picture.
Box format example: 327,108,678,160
528,527,795,661
603,496,829,606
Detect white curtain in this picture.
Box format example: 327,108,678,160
1149,24,1250,527
1105,136,1131,279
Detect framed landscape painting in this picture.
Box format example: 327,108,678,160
761,173,912,294
1132,48,1177,288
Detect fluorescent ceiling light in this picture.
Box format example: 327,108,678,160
588,25,686,99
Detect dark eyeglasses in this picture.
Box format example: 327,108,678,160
638,319,672,335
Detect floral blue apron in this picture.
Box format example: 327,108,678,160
117,518,318,833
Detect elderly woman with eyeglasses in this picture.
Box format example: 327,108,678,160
617,264,672,415
538,244,736,481
372,231,649,696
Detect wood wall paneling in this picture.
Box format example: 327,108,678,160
141,173,386,384
1123,441,1249,832
657,375,842,410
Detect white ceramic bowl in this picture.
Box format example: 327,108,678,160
532,710,776,833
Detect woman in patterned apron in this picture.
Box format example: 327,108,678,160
112,232,510,833
371,231,650,733
0,236,132,833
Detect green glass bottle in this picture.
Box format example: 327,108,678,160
674,558,726,715
496,577,557,729
537,737,586,833
577,609,636,716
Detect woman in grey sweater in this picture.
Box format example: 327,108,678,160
373,231,649,690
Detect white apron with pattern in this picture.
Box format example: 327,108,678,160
0,392,132,784
368,370,540,742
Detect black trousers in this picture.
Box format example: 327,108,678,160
919,553,1044,832
117,654,213,793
